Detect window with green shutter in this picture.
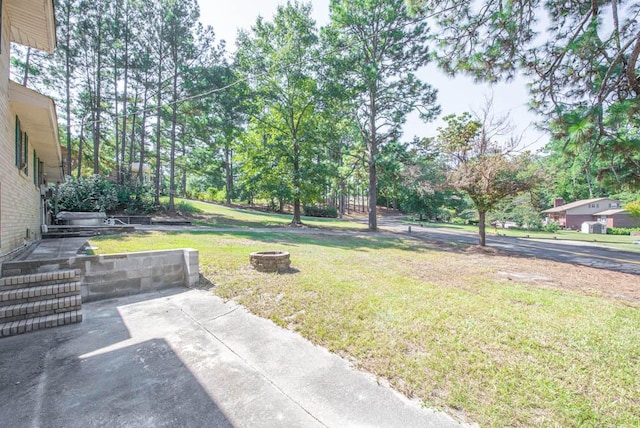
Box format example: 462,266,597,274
33,150,37,185
15,116,21,168
23,133,28,175
15,116,31,175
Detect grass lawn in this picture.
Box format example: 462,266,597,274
91,228,640,427
404,219,640,252
165,198,368,231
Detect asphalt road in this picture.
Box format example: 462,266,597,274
378,219,640,276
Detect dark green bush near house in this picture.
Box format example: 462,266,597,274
543,222,560,233
606,227,640,235
56,175,157,214
303,205,338,218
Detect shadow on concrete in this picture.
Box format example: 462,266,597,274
0,289,232,428
41,338,232,427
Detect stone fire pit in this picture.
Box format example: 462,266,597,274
249,251,291,273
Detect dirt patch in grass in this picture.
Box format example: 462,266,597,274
492,255,639,304
395,239,640,305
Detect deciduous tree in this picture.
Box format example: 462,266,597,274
437,109,540,246
235,1,325,224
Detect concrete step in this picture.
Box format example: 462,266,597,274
0,270,79,291
151,219,192,225
0,282,81,307
0,310,83,338
0,295,82,323
43,231,99,239
43,225,135,239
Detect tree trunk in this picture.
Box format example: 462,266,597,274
77,129,84,180
478,210,487,246
23,47,31,86
367,153,377,230
339,181,345,218
367,70,378,231
128,90,138,183
168,33,178,212
292,137,302,224
154,22,164,205
138,82,150,184
224,144,233,205
64,2,72,177
112,0,121,182
180,130,187,197
120,0,130,183
93,12,103,175
114,58,120,182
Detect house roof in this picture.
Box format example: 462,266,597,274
9,81,63,182
541,198,612,214
594,208,628,216
6,0,57,53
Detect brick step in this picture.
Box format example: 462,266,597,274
0,295,82,323
0,310,83,338
0,270,79,291
0,282,81,307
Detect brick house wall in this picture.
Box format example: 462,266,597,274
565,214,596,230
0,5,45,258
606,214,640,229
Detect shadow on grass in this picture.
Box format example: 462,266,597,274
277,267,301,275
128,228,454,254
90,226,640,277
193,215,287,229
193,216,367,232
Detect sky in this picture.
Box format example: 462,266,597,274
196,0,549,152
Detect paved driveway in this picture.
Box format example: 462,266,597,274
0,289,462,428
378,220,640,275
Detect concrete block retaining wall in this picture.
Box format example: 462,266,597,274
2,249,199,302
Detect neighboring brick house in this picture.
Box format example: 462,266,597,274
543,198,619,229
542,197,639,230
0,0,62,261
595,208,640,229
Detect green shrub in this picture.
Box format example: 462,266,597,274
606,227,640,236
303,205,338,218
543,222,560,233
57,175,157,214
194,187,227,204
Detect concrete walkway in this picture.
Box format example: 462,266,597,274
12,237,90,261
0,288,463,427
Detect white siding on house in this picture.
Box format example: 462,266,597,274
565,199,620,215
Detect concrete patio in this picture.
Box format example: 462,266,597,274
0,288,463,427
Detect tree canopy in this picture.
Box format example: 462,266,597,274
11,0,639,237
